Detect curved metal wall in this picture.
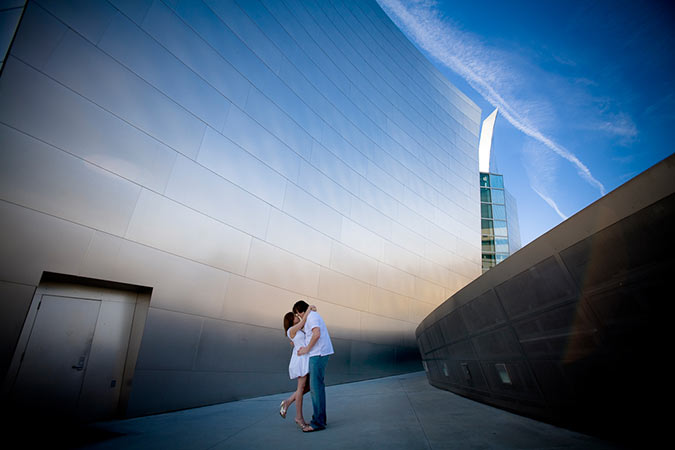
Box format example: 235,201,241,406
0,0,481,416
416,154,674,440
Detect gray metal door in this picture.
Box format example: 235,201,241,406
10,294,101,415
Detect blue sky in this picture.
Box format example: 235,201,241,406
377,0,675,245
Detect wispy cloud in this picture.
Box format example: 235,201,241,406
532,187,568,221
377,0,608,197
522,141,568,220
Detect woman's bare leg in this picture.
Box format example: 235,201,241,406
294,375,308,425
282,392,295,412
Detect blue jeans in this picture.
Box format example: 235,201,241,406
309,355,329,429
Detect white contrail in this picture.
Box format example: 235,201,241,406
377,0,607,196
532,187,568,221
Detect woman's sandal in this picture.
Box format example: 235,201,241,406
302,425,318,432
294,418,307,429
279,401,287,419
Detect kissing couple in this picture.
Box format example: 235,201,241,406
279,300,333,432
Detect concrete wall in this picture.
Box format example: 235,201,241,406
0,0,481,416
416,153,674,440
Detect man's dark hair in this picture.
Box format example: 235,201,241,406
293,300,309,314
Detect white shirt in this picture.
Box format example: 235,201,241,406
303,311,334,357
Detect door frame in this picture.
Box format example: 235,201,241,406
2,272,151,419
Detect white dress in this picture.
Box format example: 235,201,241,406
287,328,309,379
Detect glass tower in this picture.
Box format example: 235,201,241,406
478,109,520,273
480,172,514,272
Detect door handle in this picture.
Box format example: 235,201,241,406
72,356,86,371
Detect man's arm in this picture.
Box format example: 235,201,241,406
288,305,316,339
297,327,320,356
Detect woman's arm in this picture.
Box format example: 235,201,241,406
288,305,316,339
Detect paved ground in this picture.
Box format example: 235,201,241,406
34,371,627,449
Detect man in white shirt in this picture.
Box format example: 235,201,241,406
294,300,334,432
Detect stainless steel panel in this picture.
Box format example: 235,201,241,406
78,231,124,282
349,197,392,240
0,59,178,193
197,127,286,209
165,0,274,96
419,258,453,290
360,311,405,346
340,217,383,261
0,281,36,376
221,273,305,330
0,7,23,61
98,12,231,131
366,159,405,201
124,189,252,275
282,183,342,240
410,299,438,323
44,31,205,159
367,286,409,322
141,0,250,108
425,221,458,254
297,160,352,217
112,238,229,318
381,241,421,275
107,0,152,25
350,341,395,375
308,297,361,340
317,267,369,310
329,241,378,285
135,308,203,371
0,124,142,236
309,140,361,193
319,122,367,176
205,0,283,75
37,0,116,44
125,369,193,416
265,208,332,266
222,106,301,182
276,60,326,136
0,201,94,286
376,262,415,298
165,154,271,240
245,239,320,298
244,87,312,160
413,277,446,304
194,319,289,373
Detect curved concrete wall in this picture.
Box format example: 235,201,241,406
0,0,481,416
416,154,674,439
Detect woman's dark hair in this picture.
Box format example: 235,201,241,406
293,300,309,314
283,312,295,335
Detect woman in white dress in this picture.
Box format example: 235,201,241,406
279,305,316,428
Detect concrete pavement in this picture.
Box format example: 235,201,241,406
61,372,623,449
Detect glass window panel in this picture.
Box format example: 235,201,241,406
490,174,504,188
480,173,490,187
492,204,506,220
481,236,495,252
481,203,492,219
481,219,494,235
496,253,508,264
482,253,495,270
491,188,505,204
495,238,509,253
480,187,491,202
494,220,508,236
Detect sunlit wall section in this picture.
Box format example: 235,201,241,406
0,0,480,416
